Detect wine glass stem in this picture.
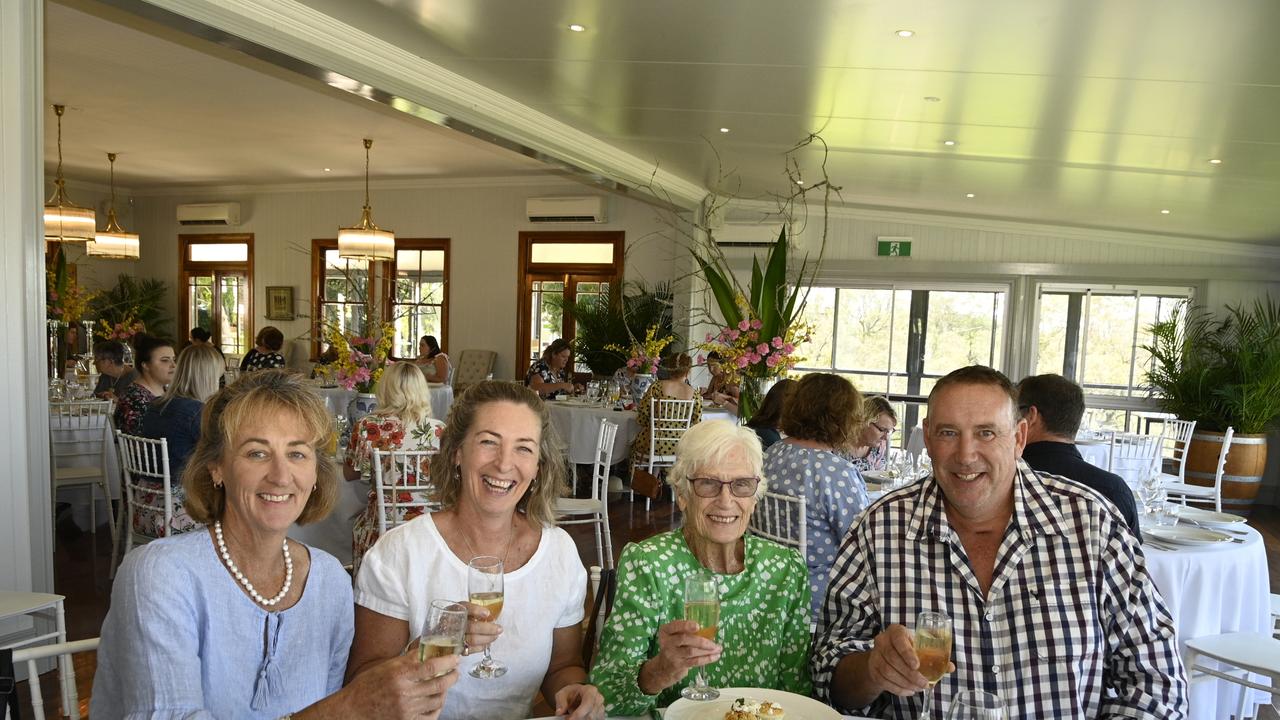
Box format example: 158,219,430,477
482,646,493,665
695,667,707,690
921,687,933,720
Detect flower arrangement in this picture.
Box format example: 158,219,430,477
606,325,675,375
98,313,147,342
326,322,395,393
46,249,96,323
699,313,810,383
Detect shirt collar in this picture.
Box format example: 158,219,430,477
906,461,1068,540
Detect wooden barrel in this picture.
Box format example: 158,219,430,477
1184,430,1268,512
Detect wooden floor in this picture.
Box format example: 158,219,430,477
16,497,1280,718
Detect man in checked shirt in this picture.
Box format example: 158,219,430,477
812,365,1188,718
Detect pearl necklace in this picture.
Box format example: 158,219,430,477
214,521,293,607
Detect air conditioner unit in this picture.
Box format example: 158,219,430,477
525,196,607,223
714,222,781,248
176,202,240,226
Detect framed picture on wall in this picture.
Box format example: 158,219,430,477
266,286,294,321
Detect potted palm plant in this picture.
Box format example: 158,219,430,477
1143,296,1280,508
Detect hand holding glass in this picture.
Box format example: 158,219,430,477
467,556,506,679
680,571,720,701
914,611,953,720
418,599,467,665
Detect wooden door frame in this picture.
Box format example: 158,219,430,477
515,231,623,379
178,233,254,351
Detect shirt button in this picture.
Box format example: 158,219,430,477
992,665,1001,674
984,611,993,621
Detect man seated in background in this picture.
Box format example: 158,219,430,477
92,340,136,400
1016,373,1141,535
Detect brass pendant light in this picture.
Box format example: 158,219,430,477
337,138,394,261
87,153,140,259
43,104,96,243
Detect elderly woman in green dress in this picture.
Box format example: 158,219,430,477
589,420,811,714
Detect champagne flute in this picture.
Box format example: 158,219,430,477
914,611,953,720
467,555,507,679
945,690,1005,719
418,599,467,666
680,570,720,701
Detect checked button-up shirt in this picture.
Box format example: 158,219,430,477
812,461,1188,719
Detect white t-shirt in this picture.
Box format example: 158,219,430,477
355,513,587,720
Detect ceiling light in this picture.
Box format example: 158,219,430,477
338,138,394,261
719,127,730,133
896,29,915,37
796,180,805,185
965,193,975,198
1208,158,1222,165
87,152,140,260
1160,209,1171,215
924,96,941,103
43,104,95,244
943,140,956,146
323,167,331,172
568,24,586,32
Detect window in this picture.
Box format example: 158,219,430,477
795,281,1009,427
311,239,451,359
389,240,449,359
180,234,253,358
1031,283,1193,430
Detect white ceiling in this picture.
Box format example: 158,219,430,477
47,0,1280,242
43,1,552,189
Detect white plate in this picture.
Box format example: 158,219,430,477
1145,525,1234,546
1178,507,1246,527
861,470,896,483
665,687,842,720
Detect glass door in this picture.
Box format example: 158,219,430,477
526,274,611,373
187,271,249,356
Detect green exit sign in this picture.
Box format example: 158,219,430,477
877,238,912,257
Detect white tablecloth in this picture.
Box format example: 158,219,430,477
1077,439,1151,487
314,384,455,422
288,472,368,567
1145,526,1271,719
50,411,121,531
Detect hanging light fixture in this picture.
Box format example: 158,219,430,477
337,138,394,261
44,104,96,243
87,153,140,259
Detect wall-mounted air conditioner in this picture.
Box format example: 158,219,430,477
714,222,781,248
525,196,607,223
176,202,240,226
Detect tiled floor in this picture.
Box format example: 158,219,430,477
16,498,1280,718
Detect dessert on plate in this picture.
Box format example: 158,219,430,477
724,697,785,720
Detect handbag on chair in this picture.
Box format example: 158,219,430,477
630,468,664,500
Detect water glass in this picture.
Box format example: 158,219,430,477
946,690,1005,719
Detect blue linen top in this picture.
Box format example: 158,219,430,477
139,397,203,484
762,440,870,614
91,530,354,719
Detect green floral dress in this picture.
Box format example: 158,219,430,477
589,530,812,714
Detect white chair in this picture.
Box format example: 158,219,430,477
370,448,439,535
114,432,174,563
1155,418,1198,484
557,419,619,570
905,425,925,459
452,349,496,395
1184,632,1280,720
748,491,808,559
48,400,116,542
0,592,77,720
9,638,98,720
1164,426,1233,512
1107,432,1163,479
631,398,697,511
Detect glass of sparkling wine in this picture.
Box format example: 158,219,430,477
914,610,953,720
418,599,467,666
945,690,1005,719
467,555,507,679
680,570,720,701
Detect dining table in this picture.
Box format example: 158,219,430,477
49,401,121,532
1143,524,1272,719
314,383,455,422
546,399,735,467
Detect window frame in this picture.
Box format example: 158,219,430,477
384,238,451,359
178,233,254,355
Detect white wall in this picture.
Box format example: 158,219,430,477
129,178,681,380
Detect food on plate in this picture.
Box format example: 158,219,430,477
725,697,785,719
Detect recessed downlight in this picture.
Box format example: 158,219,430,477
896,29,915,37
719,127,730,133
323,168,331,172
1208,158,1223,165
1160,209,1171,215
796,179,805,185
568,23,586,32
943,140,956,146
965,193,975,198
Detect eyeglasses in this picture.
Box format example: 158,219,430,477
688,476,760,498
871,421,896,436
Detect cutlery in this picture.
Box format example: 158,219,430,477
1183,520,1249,537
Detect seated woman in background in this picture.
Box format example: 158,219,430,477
93,370,459,719
630,353,701,469
761,372,869,614
91,339,136,400
136,343,224,537
240,326,287,372
700,351,739,413
348,381,603,720
591,420,811,714
524,337,576,399
743,378,797,450
114,335,176,435
344,361,445,576
848,395,898,472
415,334,453,384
